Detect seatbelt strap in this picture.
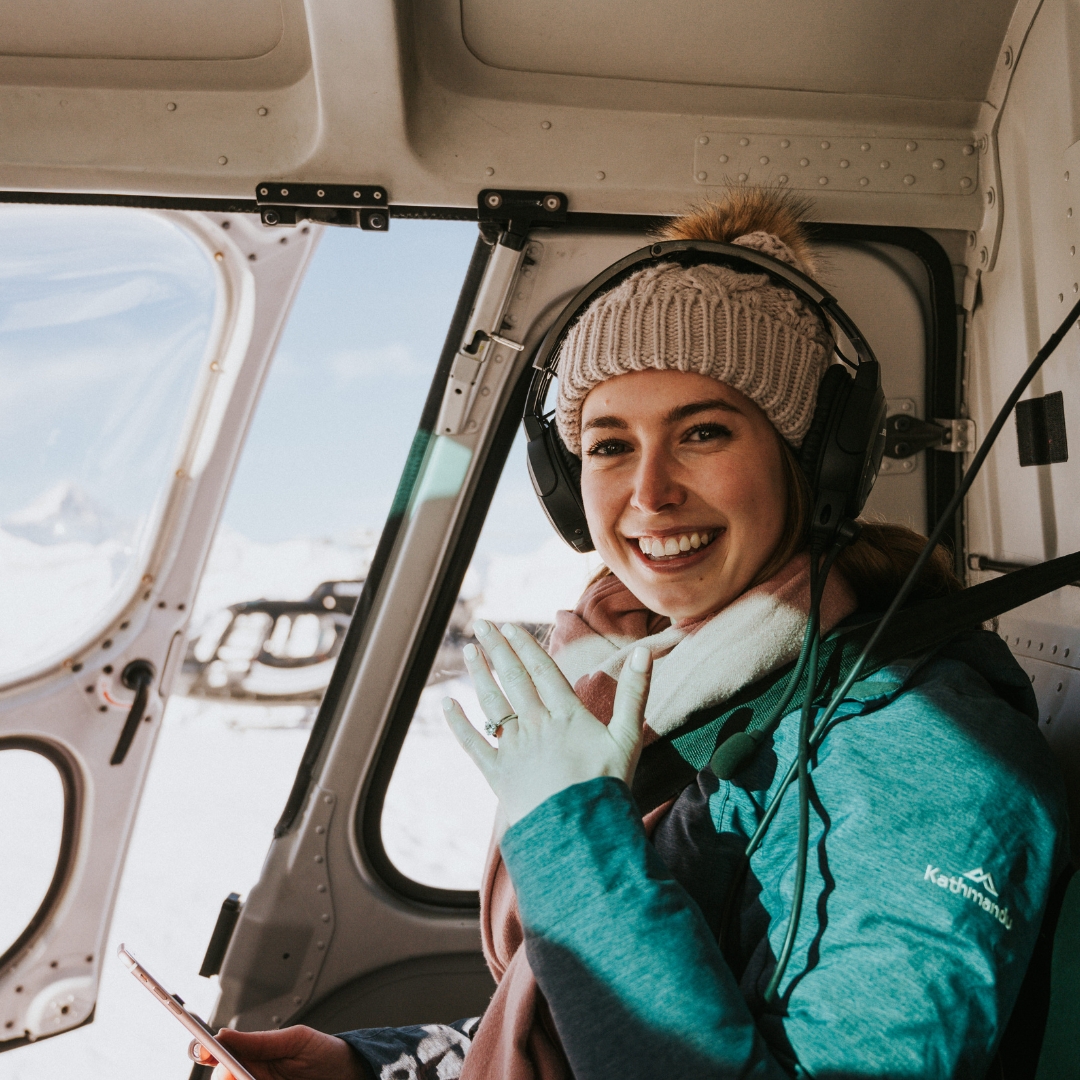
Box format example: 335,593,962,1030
632,549,1080,815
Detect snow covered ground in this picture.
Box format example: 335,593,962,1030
1,522,599,1078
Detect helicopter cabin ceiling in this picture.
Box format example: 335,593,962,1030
0,0,1032,229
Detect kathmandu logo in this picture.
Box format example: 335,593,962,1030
924,863,1012,930
963,867,999,897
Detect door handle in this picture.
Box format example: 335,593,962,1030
110,660,156,766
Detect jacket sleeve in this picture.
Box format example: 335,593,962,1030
499,776,792,1080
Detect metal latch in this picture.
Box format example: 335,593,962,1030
436,240,526,435
884,414,976,458
255,182,389,230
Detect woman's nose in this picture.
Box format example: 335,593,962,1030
629,447,685,514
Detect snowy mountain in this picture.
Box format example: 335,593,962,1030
3,481,125,546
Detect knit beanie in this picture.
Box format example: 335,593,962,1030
555,189,834,454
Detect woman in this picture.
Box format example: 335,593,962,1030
203,190,1067,1079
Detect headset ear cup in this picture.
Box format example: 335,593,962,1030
525,411,594,553
799,364,850,492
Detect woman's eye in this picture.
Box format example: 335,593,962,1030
685,423,732,443
586,438,631,457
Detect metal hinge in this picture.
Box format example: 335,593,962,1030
255,182,389,230
884,410,976,458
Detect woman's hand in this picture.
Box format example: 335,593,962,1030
194,1026,368,1080
443,620,652,827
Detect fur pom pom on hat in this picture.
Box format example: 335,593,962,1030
555,189,834,454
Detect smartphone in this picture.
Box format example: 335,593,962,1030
117,944,258,1080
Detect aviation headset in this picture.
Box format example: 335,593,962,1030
523,239,888,554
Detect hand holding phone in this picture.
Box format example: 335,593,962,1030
117,944,258,1080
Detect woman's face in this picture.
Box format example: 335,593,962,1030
579,369,789,622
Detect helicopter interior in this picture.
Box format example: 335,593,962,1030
2,0,1080,1074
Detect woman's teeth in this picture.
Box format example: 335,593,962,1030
637,531,714,559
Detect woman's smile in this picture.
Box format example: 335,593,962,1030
626,527,723,574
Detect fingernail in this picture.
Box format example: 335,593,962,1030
463,643,478,661
502,623,518,639
474,619,492,636
442,697,454,712
630,646,651,673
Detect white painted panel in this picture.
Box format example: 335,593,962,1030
461,0,1013,100
0,0,283,61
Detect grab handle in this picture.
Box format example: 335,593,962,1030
110,660,156,766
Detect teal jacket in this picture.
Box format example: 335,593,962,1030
499,630,1069,1078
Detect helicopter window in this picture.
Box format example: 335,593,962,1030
381,426,604,891
0,746,66,962
0,206,219,683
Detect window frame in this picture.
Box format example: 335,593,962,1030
0,737,81,974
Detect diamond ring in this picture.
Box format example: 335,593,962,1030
484,714,518,738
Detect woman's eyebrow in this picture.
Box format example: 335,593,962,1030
665,399,742,423
581,414,629,433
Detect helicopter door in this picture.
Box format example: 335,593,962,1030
0,205,319,1048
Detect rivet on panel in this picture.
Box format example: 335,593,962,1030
1004,47,1013,68
257,107,268,116
759,156,769,165
818,176,828,185
1067,171,1071,181
697,135,709,145
696,171,708,181
718,154,728,163
979,246,989,265
541,121,551,129
1059,293,1064,302
839,159,850,168
1071,246,1075,256
166,102,177,112
880,160,890,169
1073,282,1078,293
906,141,918,151
820,141,830,149
1069,207,1074,218
903,175,915,185
595,171,605,180
214,252,224,262
780,139,790,148
739,137,750,146
738,173,748,182
218,156,228,165
799,157,809,167
965,143,978,155
860,142,871,151
317,884,327,893
778,174,789,184
960,177,973,189
932,159,945,170
485,167,494,176
986,188,995,205
859,177,869,186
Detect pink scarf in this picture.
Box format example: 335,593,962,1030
460,553,857,1080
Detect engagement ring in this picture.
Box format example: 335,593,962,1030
484,714,517,738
